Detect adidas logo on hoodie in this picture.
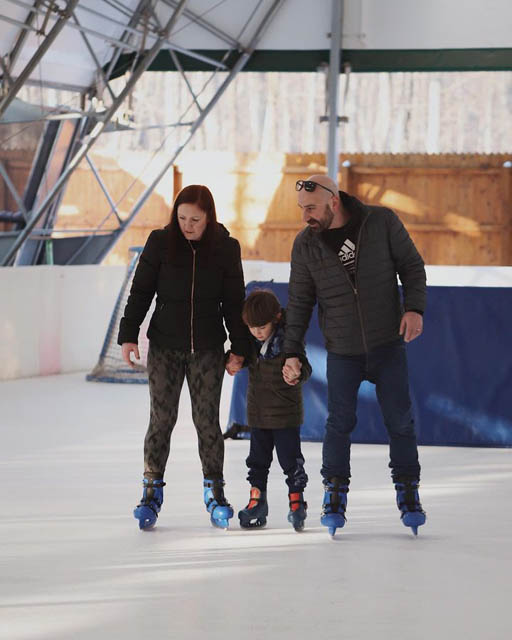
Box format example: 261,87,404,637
338,239,356,274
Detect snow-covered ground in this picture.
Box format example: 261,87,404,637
1,372,510,640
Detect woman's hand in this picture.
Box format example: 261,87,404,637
225,353,244,375
121,342,140,368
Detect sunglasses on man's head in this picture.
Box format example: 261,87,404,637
295,180,336,197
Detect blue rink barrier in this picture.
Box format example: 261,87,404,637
227,281,512,447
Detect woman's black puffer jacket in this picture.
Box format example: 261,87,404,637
117,223,250,356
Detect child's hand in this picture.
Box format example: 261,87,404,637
225,353,244,376
283,357,302,385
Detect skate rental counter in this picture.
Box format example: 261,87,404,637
227,267,512,448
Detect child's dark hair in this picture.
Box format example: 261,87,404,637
242,289,281,327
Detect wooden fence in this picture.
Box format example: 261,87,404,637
237,153,512,265
1,151,511,265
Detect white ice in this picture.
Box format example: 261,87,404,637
1,372,511,640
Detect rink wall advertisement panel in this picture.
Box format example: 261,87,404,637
228,282,512,448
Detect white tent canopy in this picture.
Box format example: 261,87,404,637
1,0,512,93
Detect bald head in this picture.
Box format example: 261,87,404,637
306,174,339,195
297,173,344,231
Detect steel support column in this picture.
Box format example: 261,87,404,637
326,0,344,182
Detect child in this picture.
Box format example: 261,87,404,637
237,289,312,531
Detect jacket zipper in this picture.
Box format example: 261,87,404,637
188,241,196,354
338,213,370,353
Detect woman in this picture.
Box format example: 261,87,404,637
118,184,248,531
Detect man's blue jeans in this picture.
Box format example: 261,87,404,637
322,339,421,483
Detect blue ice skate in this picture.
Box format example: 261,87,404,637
238,487,268,528
133,478,165,530
287,492,307,532
321,478,349,537
394,478,427,536
203,478,234,529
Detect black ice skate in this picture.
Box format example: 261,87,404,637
203,478,234,529
394,478,427,536
321,477,349,537
238,487,268,528
287,492,307,532
133,478,166,530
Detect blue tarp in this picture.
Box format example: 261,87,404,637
227,282,512,447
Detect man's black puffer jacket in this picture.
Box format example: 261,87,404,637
284,191,427,356
117,223,250,355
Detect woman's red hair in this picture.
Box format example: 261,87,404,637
168,184,218,258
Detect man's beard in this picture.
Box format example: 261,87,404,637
307,204,334,232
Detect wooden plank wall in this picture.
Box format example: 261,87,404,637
54,156,179,265
0,151,182,264
1,151,510,265
248,153,512,265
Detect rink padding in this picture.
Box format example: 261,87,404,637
227,281,512,447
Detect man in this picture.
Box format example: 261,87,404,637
282,174,427,536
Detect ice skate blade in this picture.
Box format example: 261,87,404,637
288,517,305,532
134,506,157,530
211,518,231,530
321,513,346,536
401,511,426,536
239,518,267,529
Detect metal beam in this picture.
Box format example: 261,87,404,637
327,0,344,181
15,118,81,265
0,56,14,89
69,0,287,265
0,0,80,118
99,0,153,24
85,154,122,225
1,0,191,267
101,1,230,76
103,0,153,81
0,160,29,222
9,0,55,72
150,7,203,115
2,0,150,56
162,43,228,70
71,12,117,104
169,49,203,114
0,13,39,34
1,0,231,93
160,0,241,49
74,1,159,41
7,76,87,93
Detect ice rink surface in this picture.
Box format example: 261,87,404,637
1,372,511,640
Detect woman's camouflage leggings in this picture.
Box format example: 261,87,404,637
143,342,226,480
